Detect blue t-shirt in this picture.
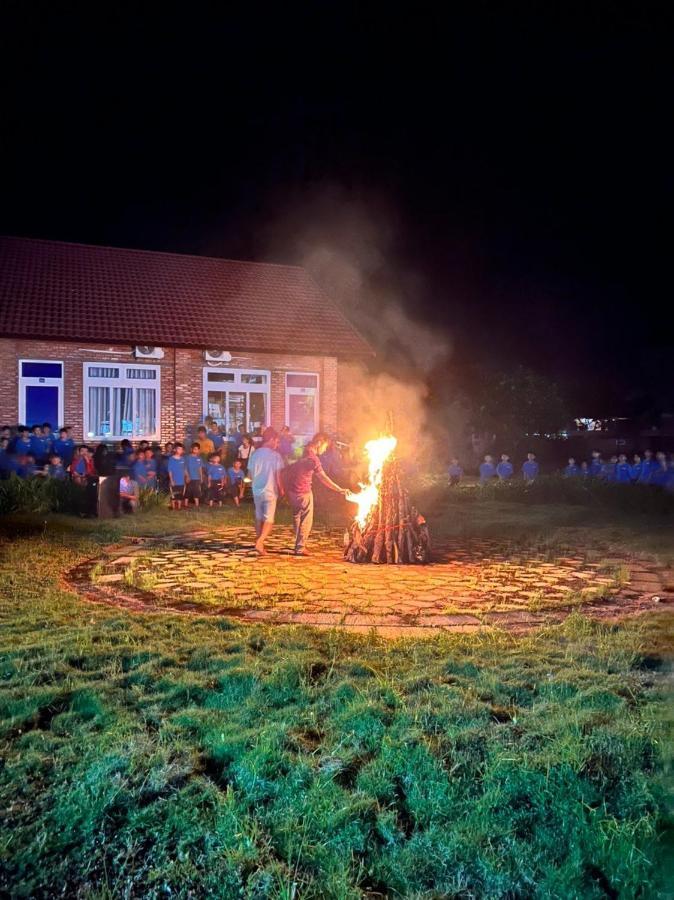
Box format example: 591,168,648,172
48,464,66,480
651,464,668,487
227,466,245,484
564,464,580,477
615,462,632,483
208,429,224,449
601,462,616,481
638,459,657,483
186,455,203,480
522,460,539,480
479,462,496,482
496,461,513,480
53,437,75,465
629,462,642,482
208,463,225,481
12,436,31,455
448,464,463,477
589,458,603,477
167,455,186,486
132,459,148,484
73,457,87,476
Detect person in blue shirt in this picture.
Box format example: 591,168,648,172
131,452,148,487
227,458,246,506
580,461,590,477
279,425,294,460
28,424,46,463
11,426,32,456
589,451,603,478
233,424,247,450
144,448,158,490
47,454,67,480
630,453,643,483
479,455,496,484
614,454,632,483
665,455,674,493
41,422,55,460
638,449,657,484
496,454,514,481
207,453,226,507
53,428,75,467
185,442,205,507
168,443,187,509
448,457,463,486
158,442,174,492
564,457,580,477
522,453,539,482
601,456,618,481
651,452,669,487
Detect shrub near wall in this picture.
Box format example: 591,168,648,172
0,475,85,515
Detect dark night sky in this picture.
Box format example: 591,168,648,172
2,3,673,414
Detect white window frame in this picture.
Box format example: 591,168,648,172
202,367,271,434
83,362,161,441
285,371,320,439
18,359,64,427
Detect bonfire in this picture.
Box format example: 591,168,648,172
344,435,431,564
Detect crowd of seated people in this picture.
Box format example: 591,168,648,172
447,448,674,490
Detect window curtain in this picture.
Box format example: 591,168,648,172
135,388,156,436
112,387,133,436
88,387,110,436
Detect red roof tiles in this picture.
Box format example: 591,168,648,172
0,236,373,357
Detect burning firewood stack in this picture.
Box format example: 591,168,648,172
344,434,431,564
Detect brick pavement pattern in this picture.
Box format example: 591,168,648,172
70,525,674,636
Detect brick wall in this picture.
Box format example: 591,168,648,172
0,338,343,443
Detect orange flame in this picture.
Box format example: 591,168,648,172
346,435,397,528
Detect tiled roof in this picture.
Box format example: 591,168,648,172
0,236,373,357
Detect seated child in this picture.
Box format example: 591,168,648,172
227,458,246,505
119,473,140,513
448,457,463,486
207,452,226,506
185,442,204,506
47,454,66,480
479,455,496,484
496,454,513,481
70,446,93,485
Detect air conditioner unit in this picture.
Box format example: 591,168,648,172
204,350,233,363
134,346,165,359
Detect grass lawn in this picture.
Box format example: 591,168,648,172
0,491,672,898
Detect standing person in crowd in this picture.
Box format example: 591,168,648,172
185,442,204,507
601,455,618,481
196,426,215,459
564,457,580,477
279,425,294,460
53,427,75,467
580,461,590,477
522,452,539,483
496,453,513,481
283,432,349,557
227,457,246,506
11,426,31,456
233,423,247,450
448,457,463,486
639,449,657,483
132,451,148,487
41,423,55,461
118,439,135,468
589,451,603,477
247,427,285,555
119,470,140,513
237,434,254,471
630,453,643,482
168,443,187,510
479,454,496,484
615,454,632,483
207,452,226,507
251,427,264,449
29,425,45,463
652,452,669,487
159,442,174,492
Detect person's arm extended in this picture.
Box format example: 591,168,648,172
315,460,346,493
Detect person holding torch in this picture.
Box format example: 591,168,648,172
284,432,349,556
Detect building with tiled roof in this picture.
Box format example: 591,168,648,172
0,236,373,444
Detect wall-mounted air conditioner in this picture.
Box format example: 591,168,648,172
134,346,165,359
204,350,233,363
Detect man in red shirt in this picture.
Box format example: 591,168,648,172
284,432,349,556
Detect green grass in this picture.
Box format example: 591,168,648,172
0,497,672,898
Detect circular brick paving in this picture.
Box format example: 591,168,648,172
68,526,674,636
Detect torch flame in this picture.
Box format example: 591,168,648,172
346,435,397,528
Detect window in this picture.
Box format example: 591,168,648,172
19,360,64,427
285,372,319,440
203,368,269,435
84,363,160,440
